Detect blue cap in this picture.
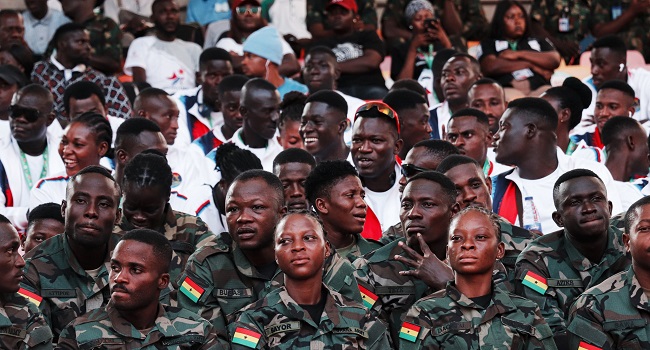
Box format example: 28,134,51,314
242,26,283,66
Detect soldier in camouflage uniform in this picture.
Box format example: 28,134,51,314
399,207,556,350
21,166,123,342
353,172,459,345
514,169,630,348
305,160,383,262
0,214,52,350
591,0,650,62
229,211,389,349
566,196,650,349
114,152,214,290
176,170,362,344
438,155,537,283
530,0,592,64
57,229,221,349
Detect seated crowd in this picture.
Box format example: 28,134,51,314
1,0,650,348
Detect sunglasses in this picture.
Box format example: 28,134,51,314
236,6,261,15
354,101,400,133
9,105,41,123
401,163,431,178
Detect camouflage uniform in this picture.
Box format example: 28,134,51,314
567,267,650,350
56,300,222,349
20,233,121,342
0,293,53,349
114,208,215,289
514,227,631,336
228,285,389,349
381,0,488,42
83,15,123,71
591,0,650,61
530,0,592,43
176,233,362,343
398,282,557,349
334,234,383,262
306,0,377,29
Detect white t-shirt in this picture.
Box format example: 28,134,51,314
614,180,643,212
229,128,284,171
363,164,403,232
505,148,623,233
124,36,202,93
337,90,364,146
184,183,227,235
267,0,312,40
167,144,215,195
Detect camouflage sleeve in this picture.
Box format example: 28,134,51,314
358,0,378,26
566,294,611,350
21,261,49,330
24,309,53,350
530,0,548,23
459,0,489,41
176,259,228,342
352,258,387,323
55,324,79,350
514,254,567,335
228,312,268,350
193,217,216,248
364,316,390,350
95,18,122,63
525,305,558,350
590,0,613,30
198,320,228,350
396,304,438,350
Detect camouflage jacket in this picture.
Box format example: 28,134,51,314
228,285,389,349
114,208,215,289
0,293,52,349
399,282,557,350
21,234,121,342
531,0,592,43
514,227,631,335
381,0,488,41
567,267,650,350
176,233,363,344
334,234,383,262
591,0,650,61
352,238,434,344
83,14,122,69
56,300,221,349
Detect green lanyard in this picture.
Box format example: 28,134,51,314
508,41,518,51
418,44,435,70
19,145,48,189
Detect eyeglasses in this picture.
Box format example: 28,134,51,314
236,6,261,15
401,163,431,178
354,101,400,133
9,105,41,123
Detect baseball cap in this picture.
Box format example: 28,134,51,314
326,0,358,13
0,65,27,87
233,0,262,8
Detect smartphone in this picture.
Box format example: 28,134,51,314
424,19,436,29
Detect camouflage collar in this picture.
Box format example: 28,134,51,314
445,282,517,315
627,267,650,314
276,285,345,332
106,301,182,341
62,234,112,279
231,242,278,281
564,227,626,272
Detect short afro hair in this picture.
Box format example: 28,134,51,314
437,155,481,174
602,116,644,148
306,46,337,61
383,89,427,114
507,97,558,131
305,160,358,211
390,79,428,100
114,118,161,153
625,196,650,234
231,170,284,208
406,171,458,205
449,108,490,126
411,139,460,164
273,148,316,171
119,229,173,274
592,35,627,58
28,203,64,229
67,165,121,200
199,47,232,66
63,81,106,114
304,89,348,116
218,74,249,95
599,80,636,99
552,169,604,208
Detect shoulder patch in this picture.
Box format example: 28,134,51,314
232,327,262,348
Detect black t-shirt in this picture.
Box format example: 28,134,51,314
477,37,555,90
298,288,328,324
312,30,386,89
469,293,492,309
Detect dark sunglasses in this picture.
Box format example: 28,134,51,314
9,105,41,123
401,163,431,178
354,101,400,133
236,6,261,15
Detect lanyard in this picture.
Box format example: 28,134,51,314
418,44,435,70
19,145,48,189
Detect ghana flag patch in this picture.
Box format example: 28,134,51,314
578,341,602,350
179,276,204,303
522,270,548,295
17,287,42,307
232,327,261,348
359,285,378,309
399,322,420,342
